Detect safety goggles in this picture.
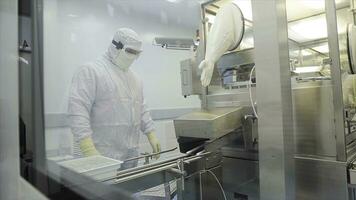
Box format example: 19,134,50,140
112,40,142,56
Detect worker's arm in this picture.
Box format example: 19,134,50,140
140,89,161,159
68,65,99,156
80,137,100,156
147,132,161,159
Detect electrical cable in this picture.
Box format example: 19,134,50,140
205,170,228,200
199,171,203,200
248,65,258,118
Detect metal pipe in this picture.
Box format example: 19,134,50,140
114,155,187,179
116,161,179,180
114,152,211,181
114,156,203,184
186,143,205,155
117,154,187,174
115,163,178,183
123,147,178,162
296,77,331,81
100,154,188,182
120,153,208,178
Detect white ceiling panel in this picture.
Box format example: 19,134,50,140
288,8,350,43
286,0,349,21
288,14,328,43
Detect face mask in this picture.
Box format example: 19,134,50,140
110,40,141,70
113,49,138,70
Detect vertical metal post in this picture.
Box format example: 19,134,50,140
325,0,347,161
176,178,183,200
201,87,208,109
351,0,356,25
163,172,171,200
251,0,295,199
0,0,19,199
31,0,49,193
200,2,209,109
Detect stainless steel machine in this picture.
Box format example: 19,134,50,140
106,1,356,199
174,0,356,200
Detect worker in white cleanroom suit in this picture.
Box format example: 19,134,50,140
68,28,161,169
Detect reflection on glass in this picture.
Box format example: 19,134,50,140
42,0,204,198
67,27,160,171
17,0,356,199
286,0,338,159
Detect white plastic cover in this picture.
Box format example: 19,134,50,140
342,73,356,108
199,2,245,87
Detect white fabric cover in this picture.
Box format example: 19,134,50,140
199,2,244,87
348,24,356,74
320,66,356,108
343,72,356,108
68,54,154,164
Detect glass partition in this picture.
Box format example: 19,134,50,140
17,0,355,199
21,0,208,199
287,0,336,159
286,0,353,160
334,0,356,158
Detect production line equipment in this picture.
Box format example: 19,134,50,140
113,2,257,199
177,0,356,200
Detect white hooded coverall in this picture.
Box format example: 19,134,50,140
68,53,154,168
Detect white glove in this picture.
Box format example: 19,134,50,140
147,132,161,159
199,59,215,87
198,2,244,87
